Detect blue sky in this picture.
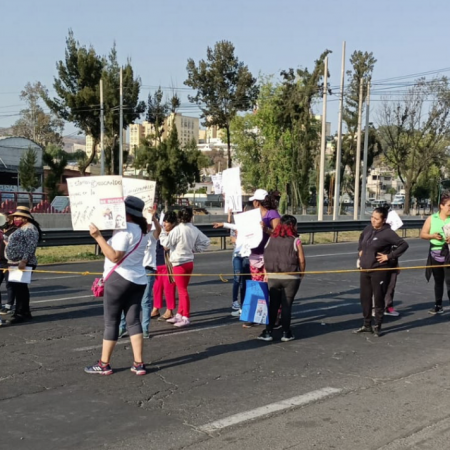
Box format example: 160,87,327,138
1,0,448,136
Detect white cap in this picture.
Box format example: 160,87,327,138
249,189,268,201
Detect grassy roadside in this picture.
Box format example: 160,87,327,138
35,229,422,265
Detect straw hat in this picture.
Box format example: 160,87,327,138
8,206,34,220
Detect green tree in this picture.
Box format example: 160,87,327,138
135,130,205,210
275,51,331,213
43,145,68,201
185,40,259,167
19,148,41,206
12,82,64,147
44,31,145,175
339,51,381,193
379,77,450,214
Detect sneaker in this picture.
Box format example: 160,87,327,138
118,327,128,339
428,305,444,315
281,330,295,342
353,325,373,334
143,331,150,339
84,361,113,375
174,316,190,328
373,326,382,337
385,307,400,317
166,313,182,324
0,307,12,315
257,329,273,342
231,309,241,317
232,301,240,311
130,363,146,376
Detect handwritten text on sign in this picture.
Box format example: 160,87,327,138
67,176,126,231
222,167,242,213
122,178,156,214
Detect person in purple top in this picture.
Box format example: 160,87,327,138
248,189,281,282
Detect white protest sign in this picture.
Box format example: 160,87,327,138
387,210,403,231
211,174,223,194
222,167,242,213
233,208,262,256
67,176,126,231
122,178,157,219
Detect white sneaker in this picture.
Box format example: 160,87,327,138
231,309,241,317
166,313,182,324
174,316,190,327
232,301,240,310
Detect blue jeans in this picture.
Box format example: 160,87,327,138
232,253,251,305
120,267,156,332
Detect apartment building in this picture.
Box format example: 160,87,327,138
165,113,199,147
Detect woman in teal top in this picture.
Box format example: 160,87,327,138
420,193,450,314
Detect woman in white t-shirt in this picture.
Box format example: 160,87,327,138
84,196,149,376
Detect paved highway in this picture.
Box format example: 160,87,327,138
1,238,450,450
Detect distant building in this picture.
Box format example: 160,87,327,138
165,113,199,147
0,136,43,195
85,133,126,157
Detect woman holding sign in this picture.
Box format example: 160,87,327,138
85,196,148,376
248,189,281,281
4,207,41,325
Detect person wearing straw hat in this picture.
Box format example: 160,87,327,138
0,213,17,319
4,206,42,324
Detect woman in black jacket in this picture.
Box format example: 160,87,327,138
355,207,409,337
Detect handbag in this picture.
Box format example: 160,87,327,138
164,250,175,284
92,233,143,297
240,280,269,325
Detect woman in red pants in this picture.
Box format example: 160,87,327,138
152,211,178,320
160,208,210,327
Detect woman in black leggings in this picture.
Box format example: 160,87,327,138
258,215,305,342
85,196,148,376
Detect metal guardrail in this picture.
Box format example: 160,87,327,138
39,220,426,249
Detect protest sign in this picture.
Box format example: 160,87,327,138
387,210,403,231
67,176,126,230
211,174,223,194
222,167,242,213
122,178,157,219
233,208,263,256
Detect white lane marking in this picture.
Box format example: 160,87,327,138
72,302,358,352
199,387,342,433
306,252,355,258
33,275,82,281
31,295,94,304
30,289,90,295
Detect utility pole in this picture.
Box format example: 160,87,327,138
353,79,364,220
100,79,105,176
333,41,346,221
318,56,328,221
360,82,371,220
119,67,123,176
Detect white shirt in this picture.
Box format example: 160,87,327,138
103,222,147,285
160,222,210,266
142,232,157,269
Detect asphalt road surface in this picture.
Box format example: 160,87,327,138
1,238,450,450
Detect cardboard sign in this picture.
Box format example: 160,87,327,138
222,167,242,213
122,178,157,217
67,176,126,230
211,174,223,194
233,208,263,256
